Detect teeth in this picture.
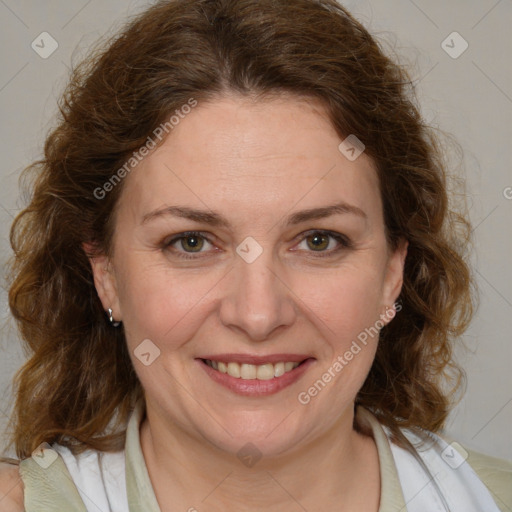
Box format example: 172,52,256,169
284,362,295,372
256,364,274,380
240,363,256,379
227,362,240,378
274,362,285,377
206,360,301,380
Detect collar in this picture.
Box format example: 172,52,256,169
125,399,160,511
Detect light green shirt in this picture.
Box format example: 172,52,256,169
18,400,512,511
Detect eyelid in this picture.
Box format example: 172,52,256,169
163,230,214,246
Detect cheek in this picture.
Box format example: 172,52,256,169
298,264,386,340
116,259,224,350
293,270,383,415
292,263,385,395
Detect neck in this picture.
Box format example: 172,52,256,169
139,403,380,512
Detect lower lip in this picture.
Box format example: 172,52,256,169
197,358,315,396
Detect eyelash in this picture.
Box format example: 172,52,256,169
162,230,353,260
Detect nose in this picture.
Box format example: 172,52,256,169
218,247,297,342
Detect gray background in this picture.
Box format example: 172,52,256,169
0,0,511,460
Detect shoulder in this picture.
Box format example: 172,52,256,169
461,445,512,509
16,444,106,512
0,462,24,512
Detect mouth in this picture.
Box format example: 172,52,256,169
197,356,315,396
202,359,304,380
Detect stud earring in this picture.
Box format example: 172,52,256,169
107,308,121,327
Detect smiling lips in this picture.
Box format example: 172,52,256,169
204,359,301,380
198,354,314,395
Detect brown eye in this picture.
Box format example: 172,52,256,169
305,233,330,251
179,235,205,253
295,230,352,257
163,231,216,260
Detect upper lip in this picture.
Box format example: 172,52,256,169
199,354,313,365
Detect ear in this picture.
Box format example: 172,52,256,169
83,243,122,322
380,238,408,319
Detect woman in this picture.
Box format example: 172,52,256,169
1,0,510,510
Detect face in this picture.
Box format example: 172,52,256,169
91,94,406,457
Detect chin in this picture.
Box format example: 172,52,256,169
198,412,306,459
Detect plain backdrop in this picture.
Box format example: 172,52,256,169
0,0,511,461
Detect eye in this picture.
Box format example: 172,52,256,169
163,231,215,259
295,230,352,257
162,229,352,261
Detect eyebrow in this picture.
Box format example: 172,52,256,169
141,201,367,228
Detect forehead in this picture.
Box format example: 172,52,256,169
117,95,381,226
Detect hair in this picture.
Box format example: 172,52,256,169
3,0,473,461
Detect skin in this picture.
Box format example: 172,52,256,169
90,94,407,512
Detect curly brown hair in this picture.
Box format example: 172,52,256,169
3,0,472,460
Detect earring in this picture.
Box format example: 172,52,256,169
108,308,121,327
